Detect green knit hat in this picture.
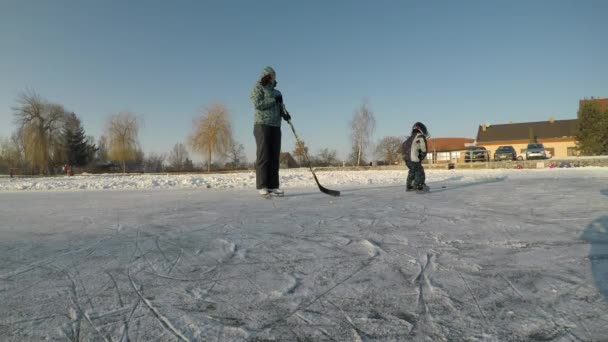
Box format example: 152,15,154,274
261,66,276,79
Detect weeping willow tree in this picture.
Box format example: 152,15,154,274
105,112,141,173
13,91,65,174
189,104,233,172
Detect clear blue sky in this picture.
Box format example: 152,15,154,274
1,0,607,162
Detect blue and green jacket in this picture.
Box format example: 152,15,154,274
251,66,283,127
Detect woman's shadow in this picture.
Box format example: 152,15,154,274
580,189,608,300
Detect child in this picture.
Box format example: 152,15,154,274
402,122,430,193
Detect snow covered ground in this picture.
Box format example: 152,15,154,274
1,169,607,341
1,167,608,192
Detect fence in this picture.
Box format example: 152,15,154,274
316,156,608,171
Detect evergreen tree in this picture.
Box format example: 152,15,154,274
63,113,96,166
577,99,608,155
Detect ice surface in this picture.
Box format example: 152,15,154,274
0,168,607,341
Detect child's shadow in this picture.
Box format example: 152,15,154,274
580,189,608,300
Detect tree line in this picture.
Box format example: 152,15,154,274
292,101,404,167
0,91,249,175
0,91,411,175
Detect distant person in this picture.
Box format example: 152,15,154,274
251,66,291,197
402,122,430,193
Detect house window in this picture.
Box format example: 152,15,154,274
436,152,450,161
567,147,578,156
435,152,460,161
545,147,555,157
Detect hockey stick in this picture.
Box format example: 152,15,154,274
283,105,340,197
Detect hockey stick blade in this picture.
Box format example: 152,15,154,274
284,109,340,197
312,173,340,197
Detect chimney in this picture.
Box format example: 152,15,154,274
482,123,487,132
549,116,555,123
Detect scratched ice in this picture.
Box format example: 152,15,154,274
1,168,607,341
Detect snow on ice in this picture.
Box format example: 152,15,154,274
0,168,607,341
0,167,607,192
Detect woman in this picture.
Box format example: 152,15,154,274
251,66,291,196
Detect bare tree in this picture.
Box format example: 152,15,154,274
144,153,165,173
347,146,367,166
0,138,8,172
224,139,246,170
183,158,195,172
0,137,8,173
292,141,308,165
10,131,25,159
316,148,338,167
189,104,232,172
85,135,97,163
13,91,65,174
375,136,403,165
167,143,190,172
105,112,141,173
0,134,23,172
97,135,109,161
0,131,25,171
350,101,376,166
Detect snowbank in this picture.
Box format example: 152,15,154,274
1,167,607,192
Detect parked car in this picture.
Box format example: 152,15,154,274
464,146,489,162
494,146,517,161
525,143,548,160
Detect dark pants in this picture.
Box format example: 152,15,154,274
406,161,425,189
254,124,281,190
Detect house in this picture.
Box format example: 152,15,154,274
427,138,476,163
580,97,608,113
476,119,578,159
280,152,299,168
